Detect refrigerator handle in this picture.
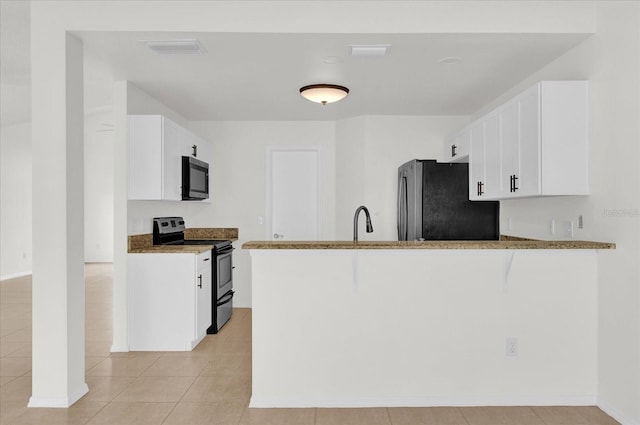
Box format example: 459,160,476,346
397,174,408,240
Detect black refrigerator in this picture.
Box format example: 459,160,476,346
397,159,499,241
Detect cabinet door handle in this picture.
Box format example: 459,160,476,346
477,181,484,196
451,144,457,157
511,174,518,192
192,144,198,157
197,274,203,288
510,175,514,192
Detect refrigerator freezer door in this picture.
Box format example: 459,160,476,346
398,160,424,241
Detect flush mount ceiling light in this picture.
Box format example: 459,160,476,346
142,39,207,55
299,84,349,105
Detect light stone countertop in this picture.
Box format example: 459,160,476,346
242,236,615,250
128,244,215,254
127,227,238,254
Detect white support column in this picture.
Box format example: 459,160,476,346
111,81,129,352
29,31,88,407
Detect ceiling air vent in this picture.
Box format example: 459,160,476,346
349,44,391,57
143,39,207,55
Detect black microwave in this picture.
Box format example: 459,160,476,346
182,156,209,200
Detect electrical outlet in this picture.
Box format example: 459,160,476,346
506,217,512,231
562,220,574,238
506,337,518,356
578,215,584,229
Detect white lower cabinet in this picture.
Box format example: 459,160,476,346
128,251,212,351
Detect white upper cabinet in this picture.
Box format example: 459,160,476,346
467,80,588,200
161,117,184,201
128,115,211,201
182,129,210,163
483,111,502,199
444,128,471,162
468,121,486,200
500,84,541,197
469,112,502,200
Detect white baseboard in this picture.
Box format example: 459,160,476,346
110,343,129,353
598,399,639,425
1,271,32,281
249,394,598,409
28,383,89,408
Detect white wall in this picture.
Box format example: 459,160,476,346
189,120,336,308
335,116,368,240
465,3,640,424
0,122,32,279
335,115,468,241
84,111,114,262
1,112,117,274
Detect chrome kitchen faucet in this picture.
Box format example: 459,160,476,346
353,205,374,241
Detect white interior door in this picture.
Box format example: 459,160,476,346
267,147,322,241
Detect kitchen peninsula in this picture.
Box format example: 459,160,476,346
243,237,614,408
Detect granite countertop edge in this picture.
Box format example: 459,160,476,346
127,227,238,254
241,236,615,250
128,245,215,255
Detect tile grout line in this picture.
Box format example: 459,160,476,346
529,406,548,425
456,407,472,425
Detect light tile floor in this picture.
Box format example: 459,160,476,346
0,263,621,425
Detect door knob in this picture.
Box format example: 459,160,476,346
273,233,284,239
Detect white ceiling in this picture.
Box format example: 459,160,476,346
0,0,31,126
80,31,590,121
1,1,591,123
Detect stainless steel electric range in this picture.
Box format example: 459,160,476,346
153,217,234,334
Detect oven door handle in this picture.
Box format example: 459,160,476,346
217,290,235,306
217,246,234,255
